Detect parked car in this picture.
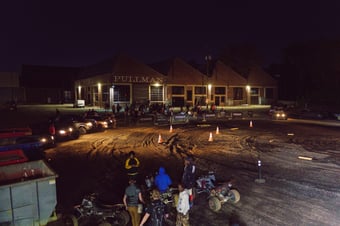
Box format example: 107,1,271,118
56,115,97,134
272,109,288,120
30,120,80,141
85,115,112,129
0,134,55,160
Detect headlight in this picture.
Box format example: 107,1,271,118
276,113,280,117
40,137,47,143
86,122,93,127
68,127,73,132
59,130,66,135
282,113,286,117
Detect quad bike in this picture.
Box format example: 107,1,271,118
208,182,240,212
145,174,178,207
62,193,130,226
195,171,216,195
195,171,240,212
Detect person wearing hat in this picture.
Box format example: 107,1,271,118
181,156,196,207
125,151,140,180
123,178,145,226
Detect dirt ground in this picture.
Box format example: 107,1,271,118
1,105,340,226
43,118,340,226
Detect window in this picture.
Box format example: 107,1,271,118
114,85,130,102
251,88,259,95
172,86,184,95
215,87,226,94
195,86,206,95
187,90,192,101
233,87,243,100
150,86,163,101
265,88,274,99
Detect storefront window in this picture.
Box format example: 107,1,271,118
114,85,130,102
150,86,163,101
265,88,274,98
195,86,206,95
233,87,243,100
215,87,226,94
251,88,259,95
172,86,184,94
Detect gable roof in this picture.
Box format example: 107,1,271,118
247,65,277,86
78,55,165,83
208,61,247,86
150,57,207,85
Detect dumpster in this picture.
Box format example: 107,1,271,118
0,160,58,226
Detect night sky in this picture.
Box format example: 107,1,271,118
1,1,340,71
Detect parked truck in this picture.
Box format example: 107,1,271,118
0,160,58,226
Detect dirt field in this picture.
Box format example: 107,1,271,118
1,105,340,226
44,119,340,226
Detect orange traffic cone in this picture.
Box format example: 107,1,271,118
208,132,213,142
158,134,163,143
169,125,173,133
216,126,220,134
249,120,253,128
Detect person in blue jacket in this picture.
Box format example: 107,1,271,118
154,167,172,193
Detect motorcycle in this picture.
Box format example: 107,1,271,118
62,193,130,226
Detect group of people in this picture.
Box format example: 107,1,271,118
123,151,196,226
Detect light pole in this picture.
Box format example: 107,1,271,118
246,85,251,105
205,55,212,108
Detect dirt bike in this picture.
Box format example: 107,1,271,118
62,193,130,226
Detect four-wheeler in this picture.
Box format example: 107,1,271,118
208,182,240,212
195,171,240,212
62,193,130,226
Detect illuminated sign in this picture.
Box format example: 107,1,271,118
113,75,164,84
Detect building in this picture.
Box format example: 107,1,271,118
20,65,79,104
245,65,278,105
0,72,24,104
75,55,166,109
75,55,278,108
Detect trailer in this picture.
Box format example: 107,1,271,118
0,160,58,226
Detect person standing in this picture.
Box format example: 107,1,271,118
181,157,196,206
123,178,145,226
176,183,190,226
125,151,140,180
139,189,168,226
154,167,172,193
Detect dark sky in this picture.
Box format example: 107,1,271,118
1,1,340,71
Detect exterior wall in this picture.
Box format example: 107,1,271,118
75,58,278,108
0,72,25,104
0,72,19,87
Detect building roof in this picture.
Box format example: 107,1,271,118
151,57,207,85
78,55,165,83
247,65,278,86
209,61,248,86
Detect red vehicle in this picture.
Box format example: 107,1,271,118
0,127,32,139
0,149,28,166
